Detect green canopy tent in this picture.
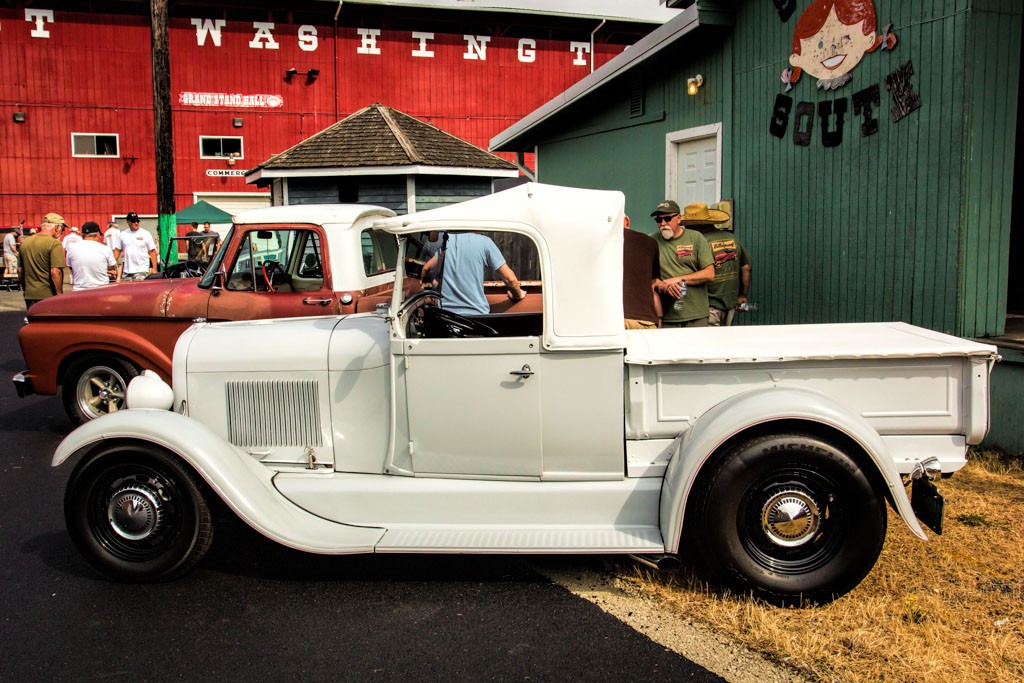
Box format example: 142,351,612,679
164,200,234,267
173,199,233,226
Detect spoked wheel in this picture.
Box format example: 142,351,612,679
688,432,887,605
64,443,213,582
62,356,139,425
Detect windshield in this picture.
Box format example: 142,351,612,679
197,225,236,289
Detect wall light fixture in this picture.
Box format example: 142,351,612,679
687,74,703,96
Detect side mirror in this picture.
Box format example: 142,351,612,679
211,270,226,295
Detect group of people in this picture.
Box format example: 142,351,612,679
416,197,750,331
9,200,746,326
184,221,221,264
624,199,752,329
10,210,164,309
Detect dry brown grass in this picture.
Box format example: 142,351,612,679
623,451,1024,682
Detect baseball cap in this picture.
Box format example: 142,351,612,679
126,212,140,222
650,200,680,217
43,212,66,225
81,221,101,235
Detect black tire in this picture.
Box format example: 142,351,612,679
688,432,887,605
62,355,140,425
64,443,213,582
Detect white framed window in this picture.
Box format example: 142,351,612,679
665,123,722,206
200,136,243,159
71,133,119,158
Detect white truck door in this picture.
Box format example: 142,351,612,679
403,336,543,477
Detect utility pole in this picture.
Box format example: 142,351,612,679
150,0,175,268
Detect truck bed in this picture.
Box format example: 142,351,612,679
625,322,997,365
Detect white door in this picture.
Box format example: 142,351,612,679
667,124,721,206
403,337,543,477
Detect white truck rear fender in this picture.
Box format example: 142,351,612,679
52,410,384,553
659,386,927,553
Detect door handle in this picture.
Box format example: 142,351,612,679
509,364,534,378
303,297,333,307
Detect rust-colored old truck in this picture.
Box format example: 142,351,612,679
15,204,413,424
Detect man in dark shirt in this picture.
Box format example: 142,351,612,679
622,215,662,329
185,221,205,261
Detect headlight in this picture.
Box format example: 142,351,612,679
126,370,174,411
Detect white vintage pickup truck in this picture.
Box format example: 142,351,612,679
52,183,998,604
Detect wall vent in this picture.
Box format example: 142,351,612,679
629,87,644,118
226,379,322,447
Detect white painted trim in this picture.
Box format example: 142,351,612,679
252,165,519,179
191,191,271,202
406,176,417,213
664,122,722,202
199,135,244,160
340,0,679,23
70,132,120,158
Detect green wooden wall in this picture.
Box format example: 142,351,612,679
531,0,1021,337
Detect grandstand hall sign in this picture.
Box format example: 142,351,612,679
181,92,283,108
12,10,603,66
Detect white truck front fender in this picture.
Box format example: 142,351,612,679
659,386,927,553
52,410,385,553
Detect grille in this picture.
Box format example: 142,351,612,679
226,379,323,447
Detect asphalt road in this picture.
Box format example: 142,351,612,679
0,298,722,683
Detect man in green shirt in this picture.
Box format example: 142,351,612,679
19,211,66,309
651,200,715,327
689,203,752,326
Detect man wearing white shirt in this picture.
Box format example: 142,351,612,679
61,226,83,287
67,222,116,290
104,221,122,261
118,212,157,280
3,226,19,279
61,226,82,251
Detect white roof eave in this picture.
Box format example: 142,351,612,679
246,165,519,179
325,0,682,24
490,5,700,152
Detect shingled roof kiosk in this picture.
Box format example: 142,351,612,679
245,104,520,213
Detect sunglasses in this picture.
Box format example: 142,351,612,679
654,214,678,224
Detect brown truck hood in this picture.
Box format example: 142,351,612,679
27,279,210,320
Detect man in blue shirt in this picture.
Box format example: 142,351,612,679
422,232,526,315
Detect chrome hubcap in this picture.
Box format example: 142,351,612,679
78,367,128,417
761,489,820,547
107,485,164,541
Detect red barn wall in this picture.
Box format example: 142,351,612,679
0,7,638,227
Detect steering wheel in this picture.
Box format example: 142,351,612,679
180,260,205,278
398,289,440,317
399,289,441,338
259,260,288,292
423,306,499,338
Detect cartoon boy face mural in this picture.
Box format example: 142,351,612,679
783,0,897,91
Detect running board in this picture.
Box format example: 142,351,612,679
376,526,664,553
